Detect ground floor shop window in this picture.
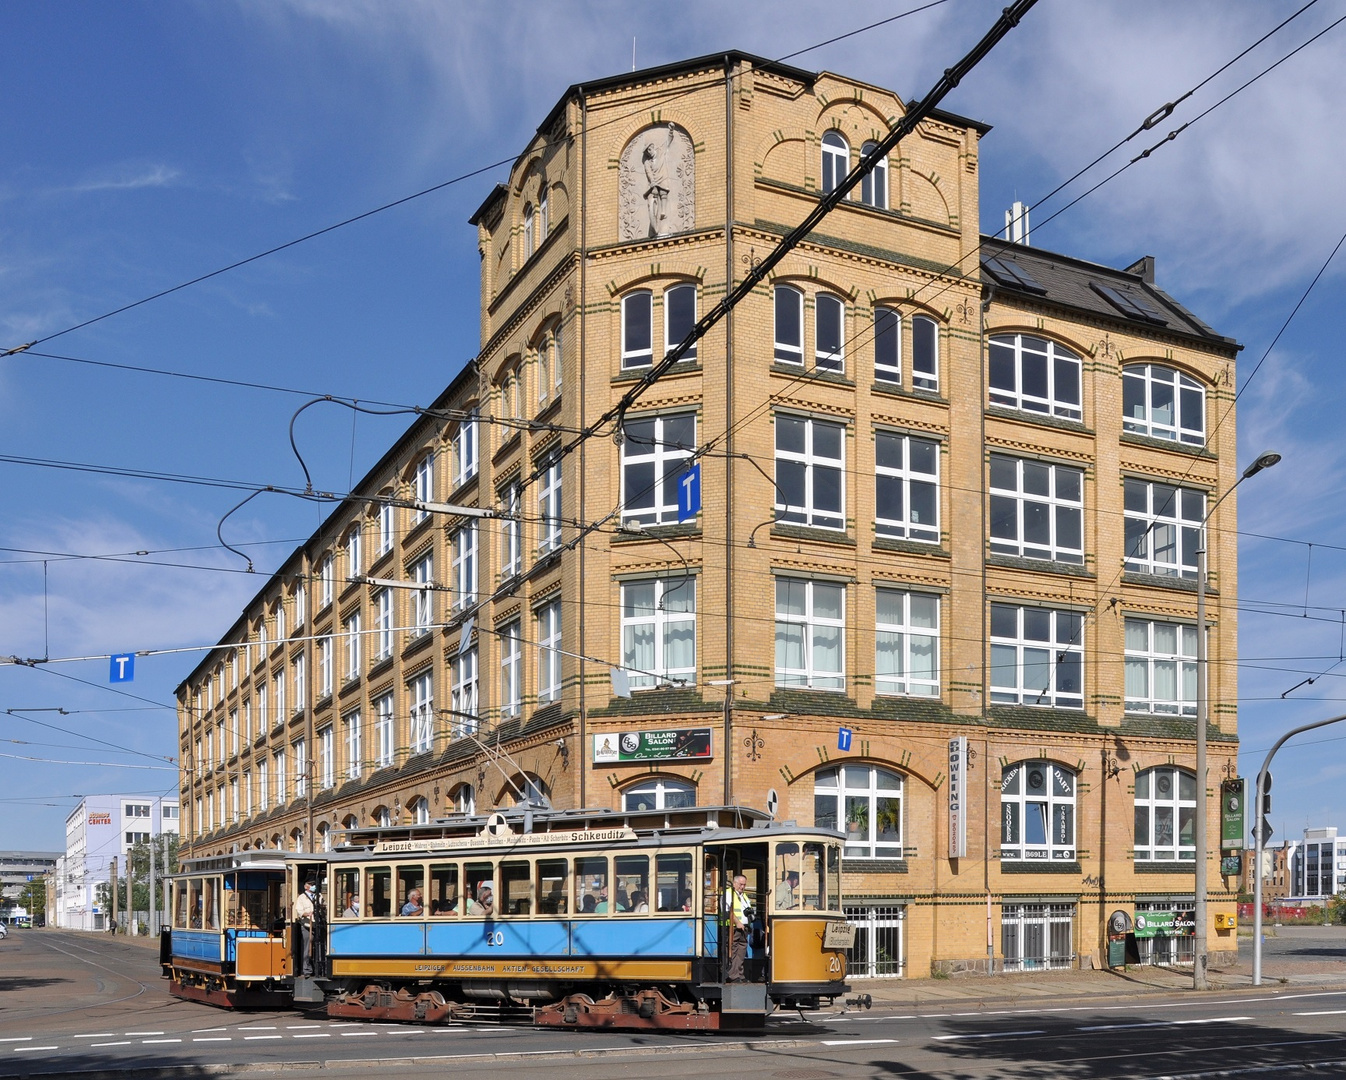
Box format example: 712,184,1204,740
1001,902,1074,971
844,904,905,978
1135,899,1195,966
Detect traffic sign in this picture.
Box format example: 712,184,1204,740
1254,818,1274,845
677,463,701,523
110,654,134,683
837,727,853,752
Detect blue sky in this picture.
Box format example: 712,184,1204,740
3,0,1345,855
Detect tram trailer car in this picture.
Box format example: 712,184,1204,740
164,806,853,1030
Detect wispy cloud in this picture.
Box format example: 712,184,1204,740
59,163,182,196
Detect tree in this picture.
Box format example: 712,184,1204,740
94,834,180,925
16,879,45,925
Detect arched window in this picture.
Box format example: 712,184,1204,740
1000,761,1075,861
522,203,534,258
290,828,303,852
664,283,697,360
814,765,902,859
815,293,844,372
874,307,900,383
623,777,695,811
621,290,653,369
989,334,1081,419
539,187,549,242
501,362,522,421
821,131,849,194
373,805,391,828
270,833,283,851
911,315,939,391
316,822,331,853
774,285,804,365
505,773,550,807
1123,364,1205,444
453,784,475,816
860,141,887,209
1134,766,1196,861
408,796,430,826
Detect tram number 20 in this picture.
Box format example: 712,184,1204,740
484,930,505,947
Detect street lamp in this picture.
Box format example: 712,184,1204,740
1194,450,1279,990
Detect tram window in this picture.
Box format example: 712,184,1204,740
536,859,568,914
334,869,360,918
801,842,827,910
773,842,801,910
703,853,721,918
396,865,425,916
500,861,531,915
366,866,392,918
188,878,203,928
574,856,608,914
655,852,692,912
614,854,648,913
233,872,271,928
464,861,495,918
173,883,187,928
827,842,841,912
429,863,459,916
204,879,221,931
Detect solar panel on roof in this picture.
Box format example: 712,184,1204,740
1090,281,1167,325
982,255,1047,294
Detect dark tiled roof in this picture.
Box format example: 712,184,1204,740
979,237,1239,352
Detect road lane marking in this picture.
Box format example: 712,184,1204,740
142,1038,182,1045
72,1034,114,1039
90,1042,131,1048
239,1026,276,1030
192,1027,228,1033
821,1038,897,1046
193,1037,232,1042
287,1024,322,1029
0,1039,31,1044
341,1031,379,1037
293,1033,331,1039
13,1046,58,1053
1296,1010,1346,1016
1173,1016,1252,1025
933,1029,1045,1040
1080,1022,1172,1032
244,1035,283,1041
125,1031,164,1036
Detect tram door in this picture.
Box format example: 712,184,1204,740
287,860,329,978
705,843,769,983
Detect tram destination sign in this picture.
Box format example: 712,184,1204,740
374,827,638,854
593,727,713,764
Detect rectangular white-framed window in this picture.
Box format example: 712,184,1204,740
318,555,334,610
273,748,287,805
242,699,252,744
499,484,521,580
815,293,844,372
499,621,521,718
775,578,845,690
988,334,1082,420
1001,902,1076,972
378,500,394,556
292,654,305,712
775,414,844,530
343,610,362,681
273,671,285,726
620,412,696,526
318,725,334,790
229,778,239,822
860,141,888,209
551,323,563,394
241,771,252,818
451,646,479,739
621,577,695,690
874,588,939,698
229,709,239,756
453,524,477,611
664,283,697,360
374,589,393,661
275,602,287,641
346,526,363,578
875,431,938,542
911,314,938,391
1124,477,1205,579
374,692,395,768
536,599,562,705
774,284,804,365
411,554,434,637
412,453,435,525
409,670,434,754
230,652,238,689
621,290,653,369
205,729,214,771
293,738,307,799
318,635,333,698
454,413,479,487
294,584,306,628
989,454,1084,564
216,721,225,765
990,604,1083,709
258,759,269,809
538,455,562,556
1124,618,1197,716
1123,364,1205,445
874,306,900,383
255,685,267,735
343,708,362,780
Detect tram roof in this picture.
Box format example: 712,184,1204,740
171,849,289,878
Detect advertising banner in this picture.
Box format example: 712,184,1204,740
593,728,712,764
1221,778,1246,850
948,736,967,858
1133,910,1195,939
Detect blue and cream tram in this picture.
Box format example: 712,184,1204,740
165,805,853,1030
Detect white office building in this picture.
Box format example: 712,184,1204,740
1289,827,1346,901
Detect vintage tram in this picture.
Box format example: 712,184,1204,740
163,805,853,1029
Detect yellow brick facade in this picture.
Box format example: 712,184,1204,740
178,53,1242,977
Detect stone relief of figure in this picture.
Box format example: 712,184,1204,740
619,123,694,241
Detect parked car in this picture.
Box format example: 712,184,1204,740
0,923,9,938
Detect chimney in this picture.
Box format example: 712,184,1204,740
1125,255,1155,284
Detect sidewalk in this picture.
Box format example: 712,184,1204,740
848,943,1346,1009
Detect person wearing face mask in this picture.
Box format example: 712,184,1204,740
294,879,318,977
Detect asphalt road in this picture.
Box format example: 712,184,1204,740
2,931,1345,1078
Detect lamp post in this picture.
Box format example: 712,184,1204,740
1194,450,1279,990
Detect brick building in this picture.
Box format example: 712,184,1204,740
177,52,1243,976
